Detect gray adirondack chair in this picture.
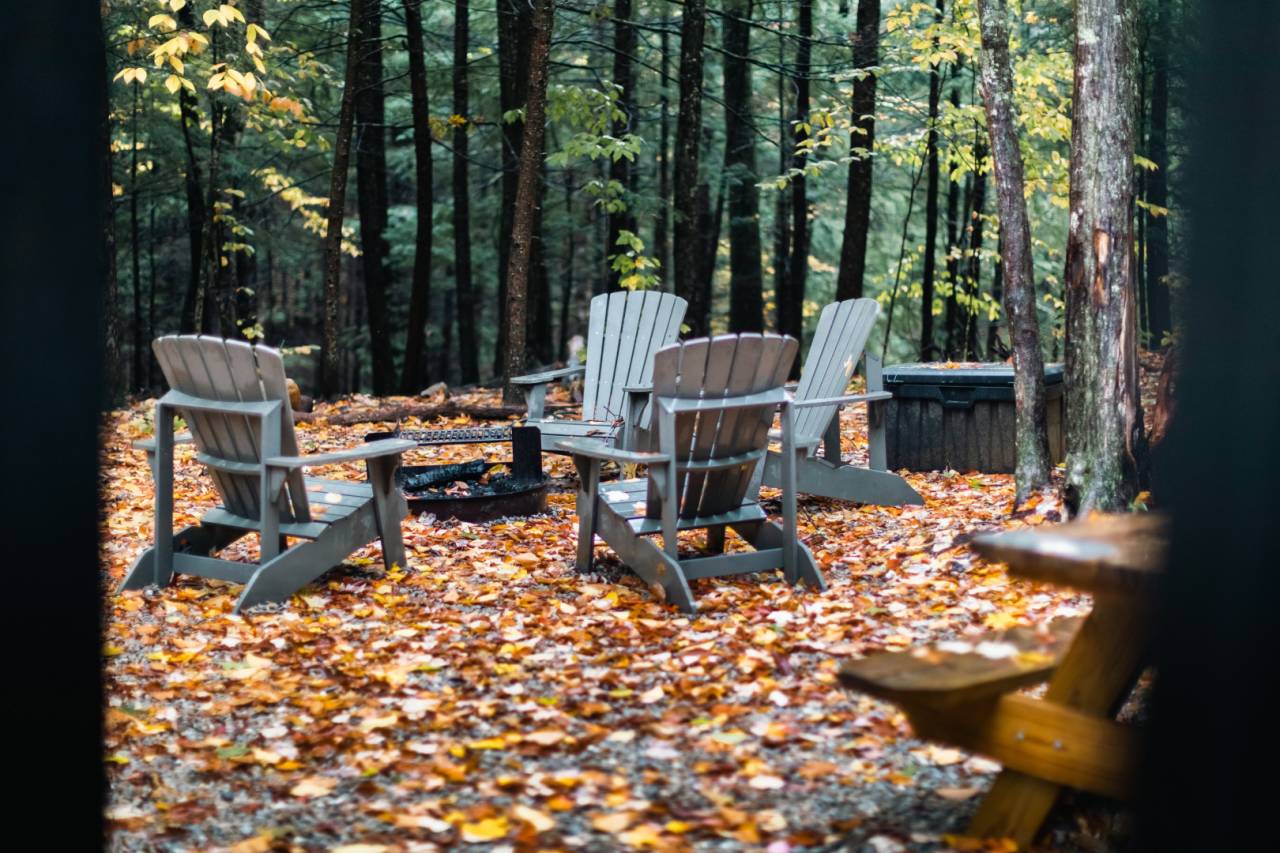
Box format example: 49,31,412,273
513,290,687,451
558,333,825,612
758,298,923,505
119,336,416,613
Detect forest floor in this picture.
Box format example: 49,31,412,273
101,356,1164,852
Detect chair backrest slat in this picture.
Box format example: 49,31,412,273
647,334,798,520
792,298,880,446
581,291,687,423
152,335,309,522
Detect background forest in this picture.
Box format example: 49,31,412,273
101,0,1187,399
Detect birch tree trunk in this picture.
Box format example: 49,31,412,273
1063,0,1143,512
976,0,1051,499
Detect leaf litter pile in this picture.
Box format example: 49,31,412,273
101,384,1149,852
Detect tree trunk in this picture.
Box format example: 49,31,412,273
781,0,812,345
400,0,434,393
673,0,707,336
944,76,962,359
129,83,143,391
977,0,1051,500
773,24,790,332
453,0,479,384
607,0,636,290
921,0,944,359
1063,0,1143,512
502,0,555,402
966,137,988,358
495,0,533,375
354,0,394,394
101,48,123,405
321,0,364,397
723,0,763,332
177,84,205,335
835,0,880,302
1144,0,1172,345
654,21,672,286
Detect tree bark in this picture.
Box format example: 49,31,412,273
129,82,143,390
921,0,944,359
606,0,636,290
176,5,205,336
780,0,812,345
502,0,555,402
673,0,708,336
654,21,672,286
1063,0,1143,512
772,24,790,332
101,45,123,405
321,0,364,397
722,0,763,332
495,0,533,375
400,0,434,393
354,0,394,394
977,0,1051,500
835,0,880,302
943,76,962,358
1144,0,1171,345
453,0,479,384
967,137,988,358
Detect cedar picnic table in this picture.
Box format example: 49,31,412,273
839,513,1168,848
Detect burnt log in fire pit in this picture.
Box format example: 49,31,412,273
365,425,548,522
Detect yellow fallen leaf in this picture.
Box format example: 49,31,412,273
618,823,664,847
459,816,509,842
468,737,506,750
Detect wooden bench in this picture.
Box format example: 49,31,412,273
838,514,1167,847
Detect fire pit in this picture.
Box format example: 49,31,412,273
365,425,547,522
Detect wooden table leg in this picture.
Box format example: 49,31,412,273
967,595,1148,847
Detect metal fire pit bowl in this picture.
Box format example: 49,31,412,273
364,425,548,522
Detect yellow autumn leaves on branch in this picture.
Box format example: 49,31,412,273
114,3,272,104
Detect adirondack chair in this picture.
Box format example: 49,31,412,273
513,290,687,451
119,335,416,613
757,298,923,505
558,333,825,611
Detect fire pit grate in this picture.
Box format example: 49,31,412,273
366,425,548,522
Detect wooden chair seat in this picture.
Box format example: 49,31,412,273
120,336,414,612
755,298,922,506
839,617,1082,709
515,290,687,451
560,333,825,611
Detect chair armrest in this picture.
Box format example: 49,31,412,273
265,438,416,470
132,432,194,452
793,391,892,409
510,365,585,386
555,438,670,466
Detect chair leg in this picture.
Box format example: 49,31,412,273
119,523,245,592
573,456,601,572
368,456,408,571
